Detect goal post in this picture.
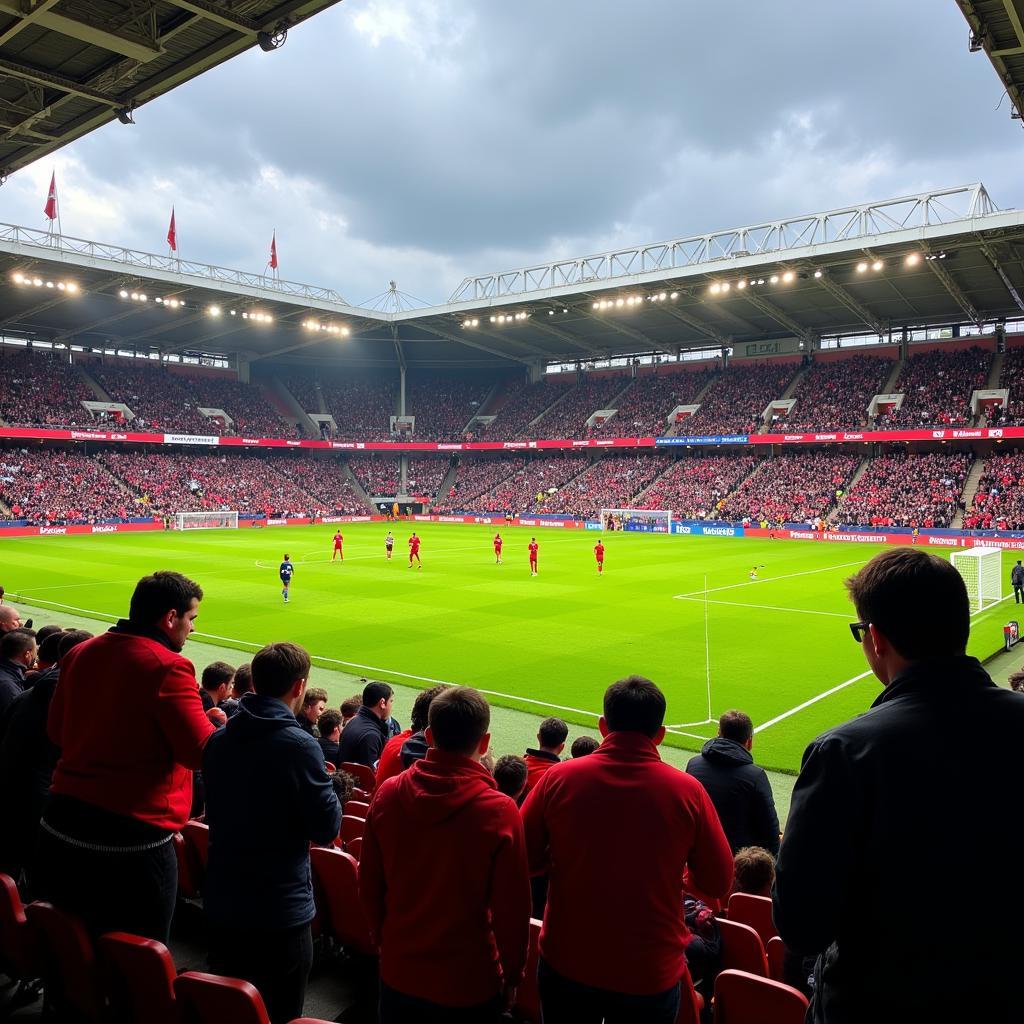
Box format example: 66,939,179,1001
173,510,239,531
951,546,1003,612
599,508,672,533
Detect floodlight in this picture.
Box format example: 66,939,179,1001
670,292,678,299
615,298,624,307
12,272,23,284
119,289,128,298
32,278,42,286
856,262,868,273
905,252,920,266
872,260,883,271
782,271,794,283
709,283,721,295
208,305,221,317
45,281,53,288
736,280,746,289
813,269,823,278
769,275,779,284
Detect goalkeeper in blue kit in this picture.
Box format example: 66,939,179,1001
280,554,295,603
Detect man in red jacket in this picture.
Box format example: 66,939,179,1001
360,686,531,1024
522,676,733,1024
36,571,214,942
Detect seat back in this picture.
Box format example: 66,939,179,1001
713,968,809,1024
174,971,271,1024
181,820,210,871
173,833,200,899
717,918,768,977
728,893,778,946
346,836,363,861
0,872,33,978
765,935,786,983
309,847,377,956
340,815,366,849
99,932,177,1024
514,918,543,1024
345,800,370,818
324,761,337,773
25,902,105,1022
339,762,377,794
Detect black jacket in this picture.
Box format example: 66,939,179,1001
1012,563,1024,587
318,737,340,765
337,705,389,769
686,738,779,855
0,659,26,718
203,693,342,930
400,729,429,769
774,657,1024,1024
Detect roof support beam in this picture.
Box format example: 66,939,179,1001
659,305,730,346
0,57,121,107
530,318,606,355
578,308,666,353
979,241,1024,314
814,270,884,335
416,321,532,365
391,325,406,372
738,293,813,340
922,247,981,324
158,0,260,34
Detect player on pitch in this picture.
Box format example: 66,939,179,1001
385,530,394,560
332,530,344,562
594,539,605,575
408,532,422,570
529,537,539,576
280,553,295,602
494,532,503,564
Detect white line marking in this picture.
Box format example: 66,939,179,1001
673,559,866,599
674,596,850,618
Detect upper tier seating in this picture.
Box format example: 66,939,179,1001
677,361,800,436
598,368,718,438
533,377,630,440
0,348,95,429
485,379,574,440
877,346,991,428
406,375,495,441
780,355,894,432
317,377,397,441
347,456,400,495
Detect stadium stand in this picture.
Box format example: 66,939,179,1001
719,452,861,524
991,346,1024,426
542,453,670,517
406,375,495,441
599,367,719,438
835,451,973,528
677,361,800,436
273,458,370,515
0,348,96,429
533,375,629,440
433,457,524,512
637,454,757,520
406,457,451,498
347,456,400,496
964,450,1024,530
473,456,589,514
878,346,991,428
484,377,574,440
779,354,895,431
317,376,397,441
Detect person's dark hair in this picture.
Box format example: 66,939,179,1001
733,846,776,897
845,548,969,659
57,630,93,662
251,642,311,699
1009,669,1024,693
329,769,356,807
493,754,528,799
603,675,666,737
34,623,64,645
303,686,329,708
340,695,361,719
719,710,753,745
201,661,235,691
36,629,66,665
570,736,599,758
0,629,36,660
318,709,342,738
428,686,490,755
537,717,569,749
411,684,450,733
232,663,253,696
363,680,393,707
128,571,203,624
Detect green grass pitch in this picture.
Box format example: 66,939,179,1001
1,523,1013,773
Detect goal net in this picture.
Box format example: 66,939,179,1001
174,511,239,531
951,546,1003,612
600,508,672,533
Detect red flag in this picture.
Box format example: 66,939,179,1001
269,232,278,270
43,171,58,221
166,208,177,252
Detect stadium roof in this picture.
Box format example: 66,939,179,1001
0,0,345,178
958,1,1024,125
1,183,1024,369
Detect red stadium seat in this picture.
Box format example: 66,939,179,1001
727,893,778,946
346,837,363,861
766,936,786,983
351,786,372,803
174,971,270,1024
181,820,210,891
309,847,377,957
340,815,366,849
323,761,337,773
173,832,201,899
25,902,105,1022
339,762,377,794
712,968,809,1024
514,918,543,1024
99,931,177,1024
717,918,768,977
0,872,35,981
345,800,370,818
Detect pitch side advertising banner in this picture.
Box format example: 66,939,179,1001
656,435,751,446
672,522,745,537
0,521,163,538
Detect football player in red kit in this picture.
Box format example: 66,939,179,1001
332,530,344,561
493,532,503,564
528,537,539,576
594,540,605,575
408,532,422,569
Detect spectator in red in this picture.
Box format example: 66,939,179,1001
360,686,531,1023
375,684,448,786
36,571,214,942
523,716,568,795
521,676,733,1024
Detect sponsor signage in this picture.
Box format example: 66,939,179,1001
163,433,219,446
656,435,750,446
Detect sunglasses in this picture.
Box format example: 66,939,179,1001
849,621,870,643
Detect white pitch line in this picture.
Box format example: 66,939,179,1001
674,596,850,618
673,559,866,600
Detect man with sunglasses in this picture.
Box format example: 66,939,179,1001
774,548,1024,1023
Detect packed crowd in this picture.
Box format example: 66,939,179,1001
533,376,629,440
781,355,895,432
406,375,494,441
963,450,1024,530
542,453,670,517
432,457,523,512
835,451,972,528
347,457,401,496
637,454,758,520
719,452,861,524
0,349,96,429
677,361,800,436
318,378,398,441
878,346,991,428
990,346,1024,426
485,377,574,440
474,456,589,514
0,449,134,523
600,367,718,438
272,458,371,516
406,457,451,497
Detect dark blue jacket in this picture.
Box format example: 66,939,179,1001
337,705,389,769
202,693,342,929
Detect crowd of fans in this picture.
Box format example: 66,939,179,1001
781,355,894,432
432,457,523,512
637,454,757,520
533,376,629,440
719,452,861,524
677,360,800,436
964,450,1024,530
542,454,670,517
406,457,451,497
600,367,718,438
878,346,991,428
835,451,973,528
0,349,96,429
347,457,401,496
485,377,574,440
318,378,398,441
473,456,589,514
988,346,1024,427
273,458,371,516
405,375,494,441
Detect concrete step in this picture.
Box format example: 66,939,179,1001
951,456,986,528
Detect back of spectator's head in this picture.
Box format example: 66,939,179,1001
732,846,776,897
0,628,36,665
537,717,569,752
252,642,311,701
427,686,490,757
570,736,599,758
602,675,666,739
719,710,754,748
57,630,92,663
35,623,64,646
846,549,968,661
493,754,528,800
340,695,361,722
36,629,66,668
201,661,235,694
410,684,450,733
1010,670,1024,693
232,663,253,697
129,571,203,624
318,709,342,740
0,605,21,632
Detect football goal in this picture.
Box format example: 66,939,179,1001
173,511,239,531
600,508,672,533
951,546,1003,612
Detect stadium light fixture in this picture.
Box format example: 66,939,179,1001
119,289,128,298
709,283,721,295
208,305,221,317
45,281,53,288
12,272,23,284
65,282,79,294
139,294,147,302
769,275,779,284
856,261,868,273
782,271,795,283
32,278,42,287
670,292,678,299
871,260,883,271
905,252,920,266
813,269,823,279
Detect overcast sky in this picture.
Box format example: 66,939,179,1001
1,0,1022,305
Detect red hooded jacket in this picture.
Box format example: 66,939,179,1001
521,730,733,995
375,727,413,787
359,748,531,1007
